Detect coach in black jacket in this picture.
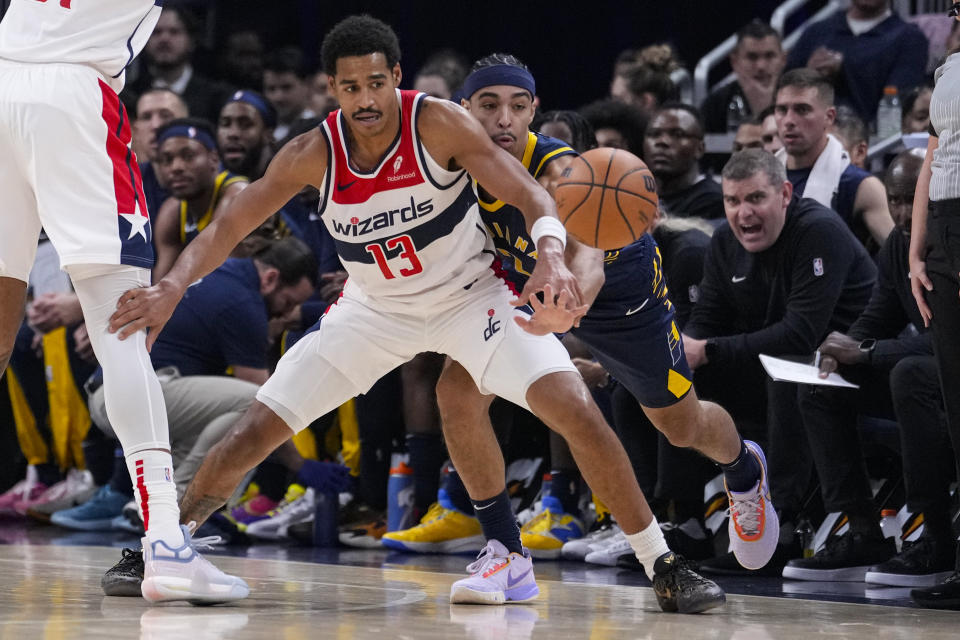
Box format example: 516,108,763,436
681,149,876,565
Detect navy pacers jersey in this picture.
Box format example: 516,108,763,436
478,131,576,289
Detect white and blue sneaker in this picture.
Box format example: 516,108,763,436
449,539,539,605
727,440,779,570
141,524,249,605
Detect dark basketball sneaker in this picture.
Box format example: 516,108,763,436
651,552,726,614
865,535,955,587
782,531,895,582
101,547,144,597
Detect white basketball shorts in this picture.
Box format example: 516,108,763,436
0,60,152,283
257,269,578,433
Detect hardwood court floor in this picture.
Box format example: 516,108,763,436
0,544,957,640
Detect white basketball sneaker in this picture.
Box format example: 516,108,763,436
727,440,779,570
449,539,539,605
141,524,249,605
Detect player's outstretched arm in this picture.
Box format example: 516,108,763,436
417,99,582,310
109,131,326,347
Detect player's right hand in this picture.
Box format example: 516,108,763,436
108,278,185,350
514,283,589,335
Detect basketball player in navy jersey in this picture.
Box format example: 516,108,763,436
108,15,722,613
429,55,780,579
0,0,246,604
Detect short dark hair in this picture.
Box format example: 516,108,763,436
163,6,200,41
470,52,528,73
579,99,648,157
625,64,679,106
254,236,319,288
534,110,597,153
651,102,705,138
722,148,786,187
776,68,835,106
832,105,868,146
416,49,469,95
735,20,780,48
320,14,401,77
901,83,933,118
264,46,311,79
156,117,217,144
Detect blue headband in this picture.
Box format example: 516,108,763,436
157,124,217,151
226,89,277,129
461,65,536,100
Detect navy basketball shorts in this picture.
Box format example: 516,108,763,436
573,234,693,409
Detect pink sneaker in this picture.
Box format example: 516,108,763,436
0,466,45,514
227,494,278,530
16,468,93,515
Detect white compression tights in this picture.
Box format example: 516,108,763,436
68,264,182,544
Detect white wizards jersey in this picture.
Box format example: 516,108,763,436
318,90,496,312
0,0,162,92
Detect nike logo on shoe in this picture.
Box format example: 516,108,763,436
625,298,650,315
506,568,531,588
337,180,357,191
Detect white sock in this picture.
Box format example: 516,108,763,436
625,518,671,581
127,449,184,546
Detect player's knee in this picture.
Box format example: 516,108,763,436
653,412,699,448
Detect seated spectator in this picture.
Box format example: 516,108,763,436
124,6,231,123
217,90,276,180
534,110,598,153
684,150,876,573
216,30,264,92
786,0,927,124
902,84,933,134
579,99,647,157
152,118,248,278
309,70,338,117
759,104,783,154
644,104,724,220
831,105,869,169
612,60,678,119
733,115,765,153
131,89,189,229
784,152,938,583
774,69,893,250
413,49,469,100
702,20,786,134
263,46,317,142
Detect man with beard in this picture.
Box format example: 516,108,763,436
151,119,248,278
217,90,276,181
645,104,725,220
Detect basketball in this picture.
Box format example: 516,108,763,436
554,148,658,250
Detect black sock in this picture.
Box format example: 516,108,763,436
719,440,761,493
547,469,581,517
473,489,522,555
441,468,475,514
406,434,446,516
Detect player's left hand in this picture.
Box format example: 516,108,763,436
108,278,185,350
514,283,589,335
512,239,583,315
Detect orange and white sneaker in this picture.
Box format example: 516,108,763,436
727,440,779,570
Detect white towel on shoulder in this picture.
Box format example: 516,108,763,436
776,133,850,208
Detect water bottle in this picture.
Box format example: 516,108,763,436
880,509,902,553
795,518,815,558
726,93,748,132
876,86,901,140
312,488,340,547
387,454,415,532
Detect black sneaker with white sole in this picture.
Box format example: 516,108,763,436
865,535,956,587
782,531,896,582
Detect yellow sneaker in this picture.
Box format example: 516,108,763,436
382,501,484,554
521,496,584,559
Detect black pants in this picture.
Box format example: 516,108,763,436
889,355,955,527
925,201,960,482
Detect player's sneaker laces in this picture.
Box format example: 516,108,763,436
520,496,584,559
651,551,727,614
449,539,539,604
727,440,779,570
381,499,484,554
561,515,618,561
141,524,248,604
245,484,315,540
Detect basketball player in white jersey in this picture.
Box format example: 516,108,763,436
107,15,722,611
0,1,247,604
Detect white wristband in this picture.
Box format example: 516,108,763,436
530,216,567,250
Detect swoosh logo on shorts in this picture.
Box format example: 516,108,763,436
625,298,649,315
506,568,531,588
731,275,747,283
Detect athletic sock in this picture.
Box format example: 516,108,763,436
625,517,671,581
719,440,762,493
406,434,446,516
548,469,581,517
126,450,183,546
441,468,475,515
472,489,522,555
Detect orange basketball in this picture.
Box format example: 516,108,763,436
554,148,658,250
